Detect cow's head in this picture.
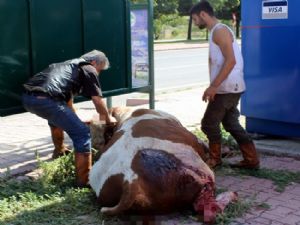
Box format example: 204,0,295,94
89,107,134,154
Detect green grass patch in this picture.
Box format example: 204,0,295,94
216,165,300,192
237,168,300,192
0,154,122,225
256,202,271,210
192,127,238,150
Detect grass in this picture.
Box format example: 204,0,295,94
192,127,238,150
256,202,271,210
0,154,122,225
236,168,300,192
216,165,300,193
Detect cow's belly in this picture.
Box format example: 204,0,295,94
129,148,212,212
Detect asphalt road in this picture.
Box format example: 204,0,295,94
154,48,210,90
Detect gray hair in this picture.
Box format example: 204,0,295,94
81,50,110,70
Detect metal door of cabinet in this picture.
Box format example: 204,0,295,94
0,0,31,115
83,0,131,92
29,0,83,73
241,0,300,136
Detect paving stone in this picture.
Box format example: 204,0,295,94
272,193,299,201
267,206,296,217
286,186,300,197
249,217,271,225
255,191,275,202
270,221,284,225
277,214,300,225
260,212,284,221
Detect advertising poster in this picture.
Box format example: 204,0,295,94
131,9,149,87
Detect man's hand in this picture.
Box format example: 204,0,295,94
202,86,217,102
106,115,117,125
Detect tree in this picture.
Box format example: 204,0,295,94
178,0,193,16
178,0,199,40
210,0,241,38
153,0,178,39
188,0,241,39
153,0,178,19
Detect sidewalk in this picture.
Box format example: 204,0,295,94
154,39,241,51
154,40,209,51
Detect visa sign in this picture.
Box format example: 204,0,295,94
268,6,283,13
262,0,288,19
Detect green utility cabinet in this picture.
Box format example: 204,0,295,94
0,0,154,116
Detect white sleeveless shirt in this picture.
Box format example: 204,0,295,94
209,23,245,94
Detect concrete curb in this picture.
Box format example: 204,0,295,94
154,43,209,51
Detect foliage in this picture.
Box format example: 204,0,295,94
38,153,75,188
209,0,240,14
192,126,238,150
257,202,271,210
178,0,199,16
154,0,179,19
220,126,238,150
0,154,122,225
154,14,188,39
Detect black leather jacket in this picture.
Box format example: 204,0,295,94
23,58,91,102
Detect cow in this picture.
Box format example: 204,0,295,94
89,108,237,224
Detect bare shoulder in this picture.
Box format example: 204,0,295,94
213,26,233,45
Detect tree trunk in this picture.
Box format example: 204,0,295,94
187,15,192,40
236,19,240,39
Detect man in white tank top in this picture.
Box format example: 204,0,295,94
190,0,259,169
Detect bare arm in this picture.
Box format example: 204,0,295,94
91,96,115,124
203,27,236,102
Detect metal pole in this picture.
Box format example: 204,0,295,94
148,0,155,109
106,97,112,108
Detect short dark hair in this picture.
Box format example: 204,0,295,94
190,0,214,17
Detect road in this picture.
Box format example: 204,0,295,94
154,48,209,90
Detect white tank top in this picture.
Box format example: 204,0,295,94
209,23,245,94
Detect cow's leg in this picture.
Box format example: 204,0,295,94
100,181,136,215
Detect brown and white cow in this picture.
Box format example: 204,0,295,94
89,108,237,223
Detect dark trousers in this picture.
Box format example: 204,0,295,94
22,94,91,152
201,93,252,145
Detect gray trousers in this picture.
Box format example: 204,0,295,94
201,93,252,145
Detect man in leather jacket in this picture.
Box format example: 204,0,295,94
22,50,116,187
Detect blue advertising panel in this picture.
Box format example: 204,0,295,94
131,9,149,88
